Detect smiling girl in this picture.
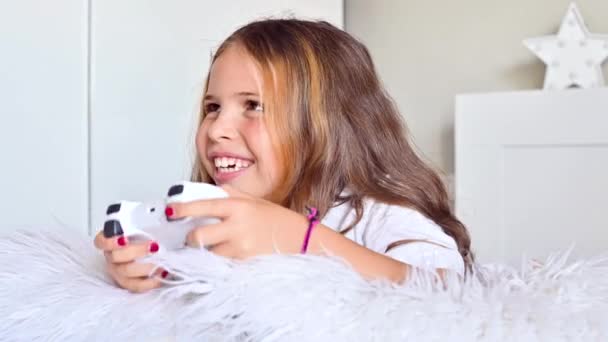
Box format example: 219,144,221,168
95,19,473,293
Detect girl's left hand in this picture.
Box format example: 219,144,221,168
167,185,309,258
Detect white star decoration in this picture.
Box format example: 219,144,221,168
523,2,608,90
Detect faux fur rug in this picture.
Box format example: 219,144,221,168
1,228,607,341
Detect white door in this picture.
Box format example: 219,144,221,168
0,1,89,233
455,88,608,264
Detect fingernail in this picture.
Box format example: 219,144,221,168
165,206,174,217
161,270,169,278
117,236,127,246
149,242,159,253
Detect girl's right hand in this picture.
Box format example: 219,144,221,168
94,232,167,293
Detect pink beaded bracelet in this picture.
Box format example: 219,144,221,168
300,207,319,254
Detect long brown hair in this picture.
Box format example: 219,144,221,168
192,19,473,270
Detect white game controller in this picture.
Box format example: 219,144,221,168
102,181,228,251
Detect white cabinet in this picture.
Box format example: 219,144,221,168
0,0,343,235
455,88,608,264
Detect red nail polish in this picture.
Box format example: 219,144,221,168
161,270,169,278
149,242,159,253
117,236,127,246
165,207,174,217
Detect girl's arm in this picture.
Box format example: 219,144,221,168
170,191,415,283
284,215,411,283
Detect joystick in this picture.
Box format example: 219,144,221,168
103,181,228,251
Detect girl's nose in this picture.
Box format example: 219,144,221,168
207,112,238,141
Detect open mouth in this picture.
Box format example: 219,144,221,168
213,157,253,174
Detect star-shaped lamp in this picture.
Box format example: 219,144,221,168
523,2,608,90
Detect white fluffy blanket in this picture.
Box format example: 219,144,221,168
0,228,607,341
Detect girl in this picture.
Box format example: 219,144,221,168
94,19,473,293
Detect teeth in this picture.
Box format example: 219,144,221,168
213,156,253,172
218,166,241,173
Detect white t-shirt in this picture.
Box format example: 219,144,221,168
321,197,465,275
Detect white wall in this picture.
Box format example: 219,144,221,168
345,0,608,174
0,1,89,232
0,0,343,235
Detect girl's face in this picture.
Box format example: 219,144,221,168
197,45,281,199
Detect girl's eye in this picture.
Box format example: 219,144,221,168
245,100,264,113
204,103,220,115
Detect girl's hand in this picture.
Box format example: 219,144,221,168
168,185,309,258
94,232,167,293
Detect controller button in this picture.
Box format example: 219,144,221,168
103,220,124,238
106,203,121,215
167,184,184,196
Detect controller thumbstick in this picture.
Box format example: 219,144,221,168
106,203,122,215
103,220,124,238
167,184,184,196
